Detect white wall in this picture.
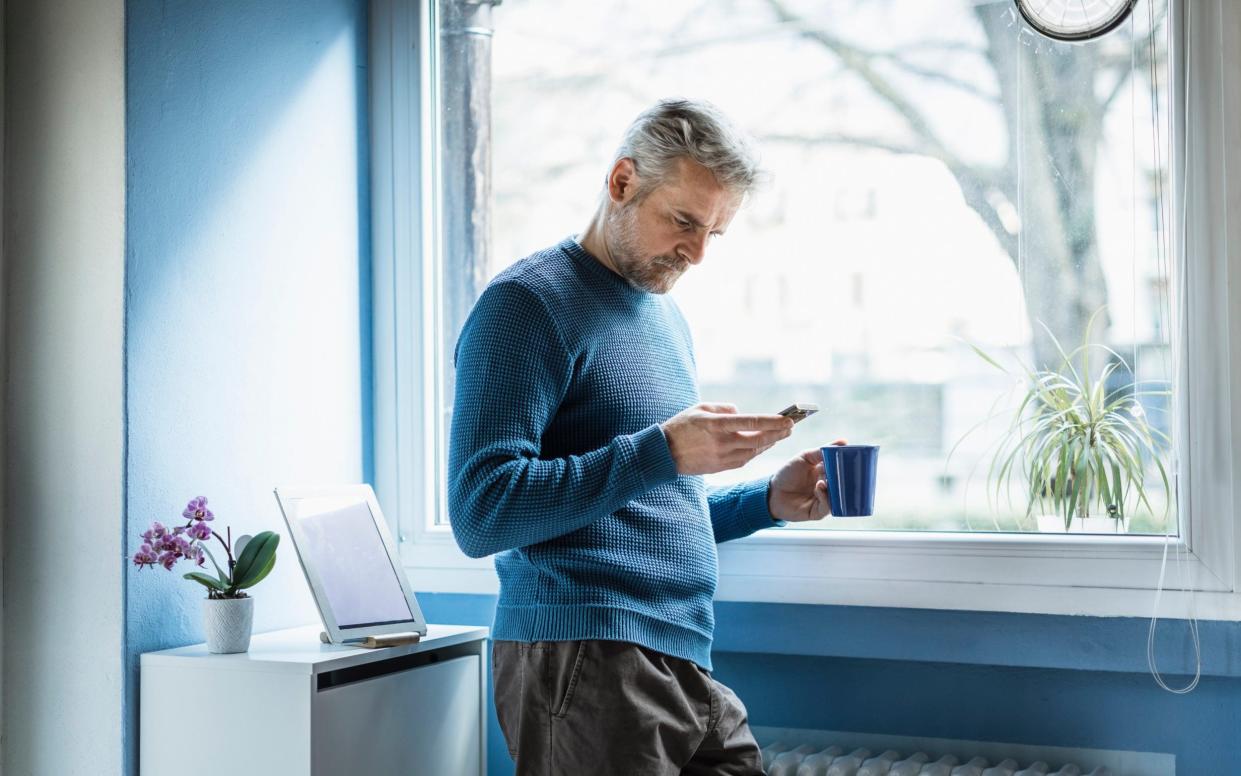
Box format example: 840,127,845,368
2,0,126,774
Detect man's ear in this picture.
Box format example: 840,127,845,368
607,158,641,204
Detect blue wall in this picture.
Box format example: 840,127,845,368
418,593,1241,775
124,1,370,773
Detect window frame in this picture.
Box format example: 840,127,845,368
370,0,1241,618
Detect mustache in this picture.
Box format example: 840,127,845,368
653,256,688,272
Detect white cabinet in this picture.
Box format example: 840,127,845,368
140,624,489,776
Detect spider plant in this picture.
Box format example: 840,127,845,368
954,309,1172,531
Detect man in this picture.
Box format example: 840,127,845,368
449,98,845,775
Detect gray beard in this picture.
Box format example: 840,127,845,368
606,205,687,294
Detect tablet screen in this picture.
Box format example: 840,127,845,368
294,501,414,628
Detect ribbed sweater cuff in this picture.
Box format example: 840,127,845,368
711,478,779,542
735,478,778,533
629,422,678,491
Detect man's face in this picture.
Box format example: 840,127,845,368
607,158,741,294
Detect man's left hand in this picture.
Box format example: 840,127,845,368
767,440,847,522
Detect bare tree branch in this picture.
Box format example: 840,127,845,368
653,26,806,59
878,51,1000,103
652,23,1000,103
899,39,988,57
760,131,926,158
1099,38,1157,114
762,0,955,159
759,0,1017,261
755,0,1157,369
760,131,1016,259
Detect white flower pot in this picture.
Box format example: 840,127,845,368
202,596,254,654
1036,514,1124,534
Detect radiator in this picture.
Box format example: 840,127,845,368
755,727,1175,776
762,743,1104,776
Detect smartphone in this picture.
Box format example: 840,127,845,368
777,403,819,423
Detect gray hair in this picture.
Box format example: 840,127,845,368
611,98,764,202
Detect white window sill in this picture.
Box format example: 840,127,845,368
400,524,1241,620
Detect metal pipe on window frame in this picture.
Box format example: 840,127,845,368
440,0,501,396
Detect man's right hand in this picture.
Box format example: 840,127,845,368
660,402,794,476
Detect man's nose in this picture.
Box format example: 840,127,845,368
679,232,709,265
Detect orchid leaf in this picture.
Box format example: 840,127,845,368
184,572,227,591
231,531,279,590
235,550,277,590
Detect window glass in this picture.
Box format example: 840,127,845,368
457,0,1175,534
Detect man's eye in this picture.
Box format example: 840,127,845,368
675,218,692,230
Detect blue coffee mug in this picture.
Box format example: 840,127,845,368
821,445,879,517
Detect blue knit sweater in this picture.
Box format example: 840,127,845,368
448,237,777,670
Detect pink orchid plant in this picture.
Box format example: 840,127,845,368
132,496,279,599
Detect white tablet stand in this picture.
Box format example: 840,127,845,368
319,630,422,649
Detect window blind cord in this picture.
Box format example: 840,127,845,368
1146,0,1202,695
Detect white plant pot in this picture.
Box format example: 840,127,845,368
202,596,254,654
1036,513,1124,534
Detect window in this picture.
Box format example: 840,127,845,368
371,0,1241,615
484,0,1178,536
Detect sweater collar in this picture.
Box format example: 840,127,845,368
559,236,646,297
